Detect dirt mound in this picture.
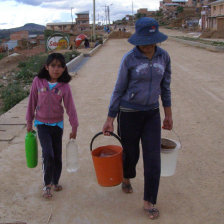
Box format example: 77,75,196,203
0,54,28,74
200,30,224,39
109,31,132,39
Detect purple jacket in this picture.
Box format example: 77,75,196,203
26,77,79,132
108,46,171,117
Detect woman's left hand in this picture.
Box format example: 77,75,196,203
162,116,173,130
70,131,77,139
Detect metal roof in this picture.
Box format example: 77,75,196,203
47,22,74,25
76,11,89,15
209,0,224,5
172,0,187,2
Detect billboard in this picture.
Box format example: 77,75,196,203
46,32,70,51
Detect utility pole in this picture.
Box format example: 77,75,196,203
108,6,110,25
105,5,108,25
71,7,74,24
132,1,134,26
93,0,96,41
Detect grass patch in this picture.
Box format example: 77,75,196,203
0,53,7,60
173,36,224,47
0,81,29,113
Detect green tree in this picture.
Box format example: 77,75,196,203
177,6,184,13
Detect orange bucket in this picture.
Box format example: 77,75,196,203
90,132,123,187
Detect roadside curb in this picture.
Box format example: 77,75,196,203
169,36,224,52
67,53,84,74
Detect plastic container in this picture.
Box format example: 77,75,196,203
161,138,181,176
25,130,38,168
90,132,123,187
66,139,80,173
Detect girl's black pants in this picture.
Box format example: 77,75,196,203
37,125,63,187
117,108,161,204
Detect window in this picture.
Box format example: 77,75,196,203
213,6,216,11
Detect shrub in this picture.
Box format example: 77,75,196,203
64,51,80,63
0,81,29,112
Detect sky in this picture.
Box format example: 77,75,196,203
0,0,160,29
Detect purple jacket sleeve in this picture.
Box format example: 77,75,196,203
160,55,171,107
108,55,129,117
63,84,79,132
26,77,38,129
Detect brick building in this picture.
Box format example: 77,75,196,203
46,22,75,32
208,0,224,31
75,11,90,31
10,31,29,40
160,0,188,10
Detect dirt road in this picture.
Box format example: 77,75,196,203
0,32,223,224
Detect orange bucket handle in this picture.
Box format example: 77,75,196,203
90,132,122,151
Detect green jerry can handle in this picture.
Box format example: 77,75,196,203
25,130,38,168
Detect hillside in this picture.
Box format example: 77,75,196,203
0,23,46,39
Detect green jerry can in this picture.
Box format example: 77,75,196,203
25,130,38,168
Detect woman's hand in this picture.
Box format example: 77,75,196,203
162,116,173,130
70,130,77,139
163,106,173,130
102,116,115,136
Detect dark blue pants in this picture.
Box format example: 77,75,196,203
37,125,63,186
117,109,161,204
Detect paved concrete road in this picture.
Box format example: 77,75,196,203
0,35,224,224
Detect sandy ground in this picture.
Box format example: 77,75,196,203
0,29,224,224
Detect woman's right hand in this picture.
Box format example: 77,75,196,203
102,117,115,136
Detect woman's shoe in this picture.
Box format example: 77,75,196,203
144,207,160,220
53,184,63,191
121,182,133,193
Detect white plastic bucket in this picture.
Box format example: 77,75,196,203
161,138,181,177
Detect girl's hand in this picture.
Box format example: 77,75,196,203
70,131,77,139
162,116,173,130
27,127,33,132
103,117,114,136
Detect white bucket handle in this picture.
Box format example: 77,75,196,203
171,129,182,149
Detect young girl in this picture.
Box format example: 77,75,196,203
26,53,79,199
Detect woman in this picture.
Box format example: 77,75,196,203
102,17,173,219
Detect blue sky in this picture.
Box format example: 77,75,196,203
0,0,160,29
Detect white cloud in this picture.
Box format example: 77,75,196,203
0,0,160,29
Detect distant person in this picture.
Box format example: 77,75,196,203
94,41,100,48
84,38,90,48
26,53,79,199
102,17,172,219
122,27,126,32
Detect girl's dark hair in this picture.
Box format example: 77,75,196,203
38,53,71,83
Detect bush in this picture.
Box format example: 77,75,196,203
0,81,29,112
16,54,48,84
0,53,6,60
64,51,80,63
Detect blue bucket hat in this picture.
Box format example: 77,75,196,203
128,17,168,46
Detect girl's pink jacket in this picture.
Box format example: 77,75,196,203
26,77,79,132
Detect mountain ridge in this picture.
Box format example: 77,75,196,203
0,23,46,39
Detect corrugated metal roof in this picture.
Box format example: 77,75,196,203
172,0,187,2
209,0,224,5
47,22,74,25
76,11,89,15
165,3,180,6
